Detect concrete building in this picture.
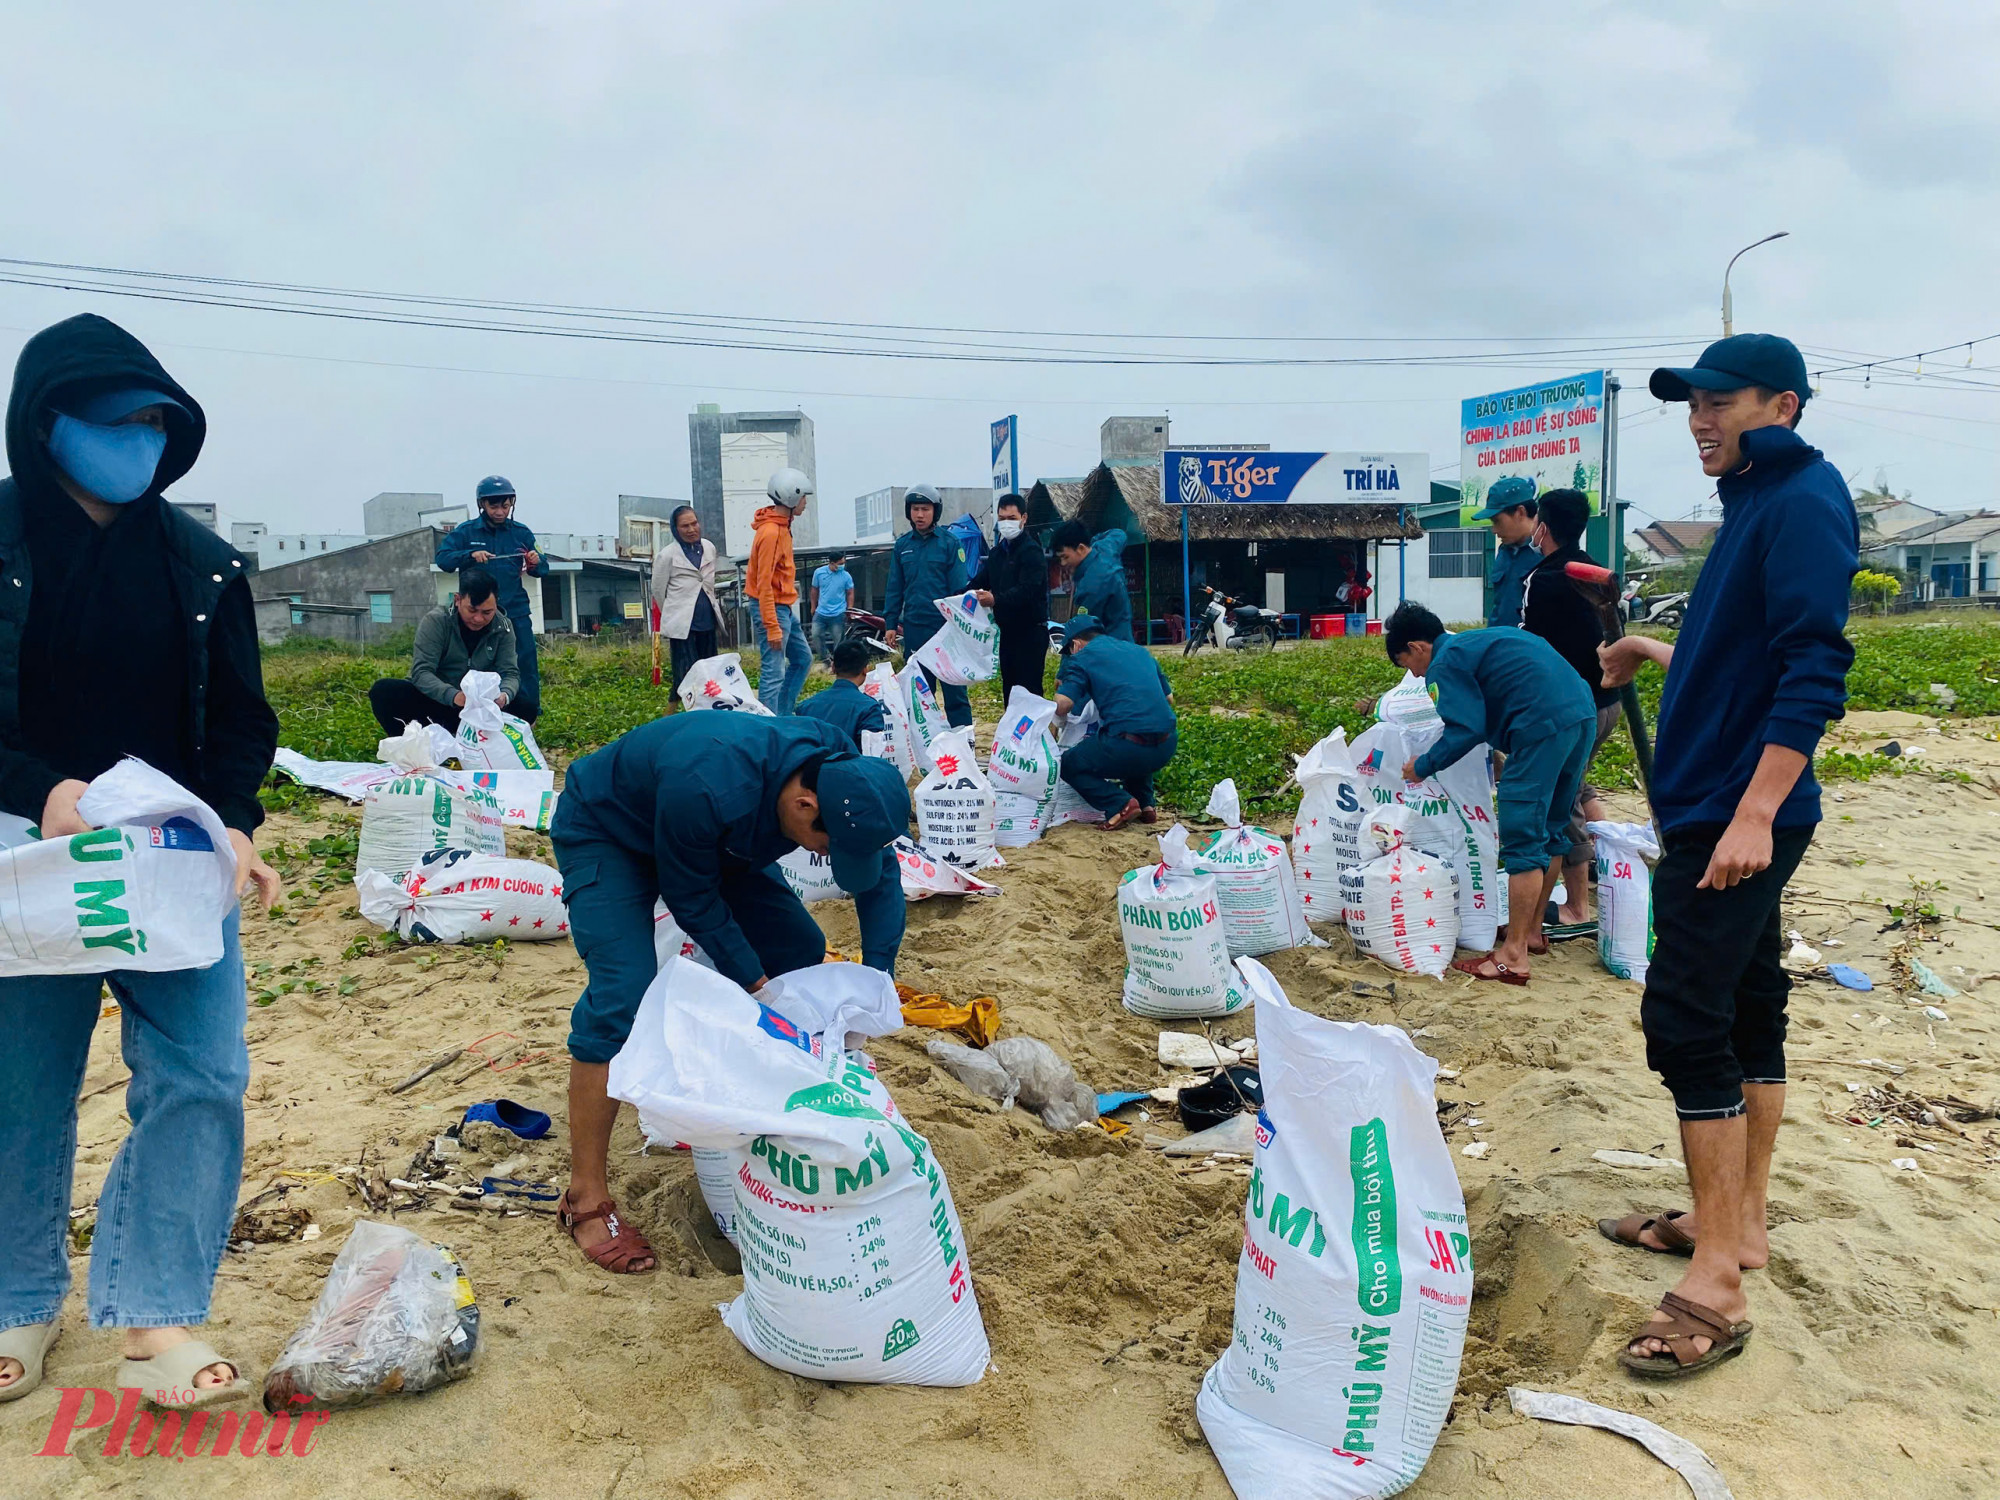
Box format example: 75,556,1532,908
1865,511,2000,599
617,494,689,558
687,405,818,559
362,491,453,536
230,524,370,567
536,532,620,559
252,528,451,644
853,485,993,545
171,501,218,532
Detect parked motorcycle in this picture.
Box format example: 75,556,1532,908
1630,590,1688,630
1184,586,1280,655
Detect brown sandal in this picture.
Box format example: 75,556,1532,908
1451,955,1529,986
1618,1290,1752,1378
1598,1209,1696,1257
559,1192,657,1274
1100,798,1143,831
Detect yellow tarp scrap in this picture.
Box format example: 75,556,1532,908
896,984,1000,1048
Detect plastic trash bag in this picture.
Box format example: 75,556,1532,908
262,1220,479,1411
1197,957,1470,1498
987,1036,1098,1130
926,1037,1017,1107
1588,820,1661,983
0,758,238,978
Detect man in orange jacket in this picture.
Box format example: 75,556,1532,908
748,468,815,715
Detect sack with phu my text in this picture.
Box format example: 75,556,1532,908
355,850,569,943
1339,805,1459,978
1197,956,1470,1499
455,670,549,772
1588,820,1660,983
986,686,1060,803
1194,779,1312,958
860,663,916,780
0,758,237,978
1291,728,1370,926
909,592,999,686
895,659,945,775
1117,824,1250,1019
607,958,989,1385
914,730,999,869
357,776,506,879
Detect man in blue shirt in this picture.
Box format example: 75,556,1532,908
809,552,854,665
434,476,551,721
1388,604,1595,986
796,638,888,743
1475,476,1541,628
883,486,972,727
550,713,910,1275
1595,335,1856,1381
1052,614,1176,830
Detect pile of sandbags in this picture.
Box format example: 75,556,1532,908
1193,779,1311,957
607,958,990,1385
1339,806,1459,977
1117,825,1250,1019
0,759,237,977
1197,957,1470,1497
356,850,569,943
357,775,506,879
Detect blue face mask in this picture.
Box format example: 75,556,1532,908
46,413,168,504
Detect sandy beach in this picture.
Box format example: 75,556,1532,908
5,708,1997,1499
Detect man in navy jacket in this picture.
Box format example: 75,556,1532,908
435,476,550,721
1597,334,1857,1379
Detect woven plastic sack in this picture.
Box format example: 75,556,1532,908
909,591,999,686
896,837,1000,901
987,686,1060,802
895,658,945,774
1197,957,1470,1497
861,663,916,779
1290,728,1370,926
1338,806,1459,978
1117,824,1250,1019
455,670,549,772
357,775,505,878
355,850,568,943
677,653,774,715
1588,820,1661,983
914,730,999,869
1352,719,1498,951
777,846,846,904
1193,780,1311,958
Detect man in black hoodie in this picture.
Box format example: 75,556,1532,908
969,493,1049,703
0,314,279,1408
1519,487,1621,926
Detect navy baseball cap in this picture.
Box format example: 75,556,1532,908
1062,613,1103,649
817,754,911,893
1472,475,1537,521
1650,334,1811,405
57,385,189,425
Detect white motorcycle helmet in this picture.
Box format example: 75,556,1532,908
767,467,814,509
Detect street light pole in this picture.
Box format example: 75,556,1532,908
1722,232,1789,336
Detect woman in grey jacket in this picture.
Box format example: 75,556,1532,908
650,505,723,697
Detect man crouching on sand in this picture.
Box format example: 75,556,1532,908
1595,334,1856,1379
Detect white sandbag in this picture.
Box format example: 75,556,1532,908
606,959,989,1385
273,748,396,802
355,850,569,943
1588,820,1661,983
1291,728,1370,926
861,663,916,779
427,767,558,833
895,658,944,774
1047,769,1106,827
1353,719,1499,952
677,652,774,715
991,793,1045,848
1118,824,1250,1019
0,759,236,978
357,775,506,878
1197,956,1470,1498
378,722,440,772
777,846,846,904
913,730,999,869
986,687,1060,802
896,837,1000,900
455,670,550,772
909,592,999,686
1193,781,1311,958
652,901,715,971
1374,669,1443,732
1339,806,1459,978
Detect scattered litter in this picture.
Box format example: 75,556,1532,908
1096,1091,1150,1115
1436,1066,1460,1080
1784,936,1822,969
1892,1157,1920,1171
898,986,1000,1047
986,1036,1099,1131
1829,964,1874,991
1593,1149,1685,1170
1910,958,1959,998
460,1100,552,1141
1507,1387,1734,1500
1162,1113,1257,1156
1175,1066,1263,1134
263,1220,479,1411
1929,682,1957,709
300,1223,323,1242
1923,1005,1951,1022
1462,1141,1491,1159
1847,1082,1862,1093
1464,1117,1484,1129
1158,1031,1243,1070
928,1038,1016,1108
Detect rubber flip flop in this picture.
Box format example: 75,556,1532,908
462,1100,552,1140
1451,955,1529,986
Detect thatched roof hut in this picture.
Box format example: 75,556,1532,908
1028,463,1421,543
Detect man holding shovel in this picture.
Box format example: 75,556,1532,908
1596,334,1857,1379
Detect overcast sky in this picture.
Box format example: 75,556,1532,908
3,1,1996,546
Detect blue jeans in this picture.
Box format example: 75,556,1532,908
901,620,973,728
812,613,846,663
757,604,813,716
1060,728,1177,815
555,833,844,1064
0,911,248,1331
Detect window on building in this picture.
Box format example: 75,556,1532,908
368,592,394,625
1428,530,1482,580
288,592,306,626
276,538,286,551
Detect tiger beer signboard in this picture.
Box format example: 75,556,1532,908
1163,451,1428,507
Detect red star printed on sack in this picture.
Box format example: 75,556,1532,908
532,918,545,928
509,916,521,926
552,885,562,899
1422,888,1433,899
557,921,568,933
1302,892,1313,904
480,910,494,922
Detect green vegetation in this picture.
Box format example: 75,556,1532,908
258,616,2000,816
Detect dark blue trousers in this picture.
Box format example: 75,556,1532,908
1060,728,1177,815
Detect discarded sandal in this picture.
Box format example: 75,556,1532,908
1618,1291,1752,1379
1598,1209,1696,1257
0,1321,58,1403
559,1192,657,1274
461,1099,552,1141
1451,955,1529,986
117,1339,248,1410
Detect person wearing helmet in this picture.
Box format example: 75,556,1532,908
435,476,550,721
747,467,814,715
882,484,972,727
